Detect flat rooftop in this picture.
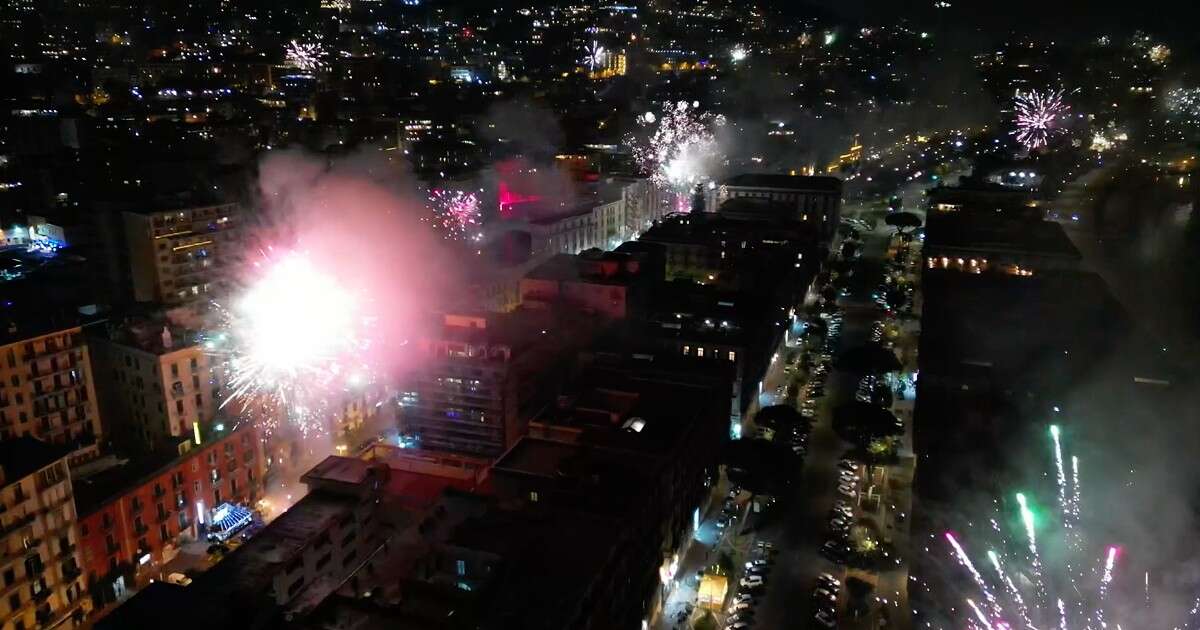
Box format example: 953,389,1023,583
303,455,375,486
723,173,842,193
925,214,1080,260
0,437,70,489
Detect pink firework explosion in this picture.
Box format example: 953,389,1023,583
429,189,482,241
1011,89,1070,150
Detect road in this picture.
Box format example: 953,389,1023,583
749,226,917,630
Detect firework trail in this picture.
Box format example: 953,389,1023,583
428,189,482,242
932,425,1200,630
1011,89,1070,150
205,250,376,438
627,101,725,211
988,550,1034,629
1095,546,1119,628
286,40,325,71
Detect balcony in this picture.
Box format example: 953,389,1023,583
61,565,81,582
134,522,149,536
31,586,50,602
105,540,119,554
156,511,171,524
225,461,238,474
0,514,35,538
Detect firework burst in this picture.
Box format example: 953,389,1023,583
582,40,606,71
1011,89,1070,150
930,424,1200,630
205,250,376,438
627,101,725,210
1165,87,1200,127
428,189,482,241
285,40,325,71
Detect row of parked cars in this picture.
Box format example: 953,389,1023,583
820,458,863,566
811,572,842,628
724,541,776,629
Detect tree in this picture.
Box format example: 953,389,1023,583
833,402,904,446
724,438,800,493
836,344,901,374
754,405,808,430
884,211,922,232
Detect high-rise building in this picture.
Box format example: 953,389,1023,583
87,319,223,451
399,310,593,457
0,325,102,460
0,438,90,629
121,202,242,306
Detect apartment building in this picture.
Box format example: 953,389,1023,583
0,325,102,460
121,202,242,305
87,319,222,451
0,438,89,630
74,424,263,609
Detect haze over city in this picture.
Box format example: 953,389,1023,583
1,1,1199,629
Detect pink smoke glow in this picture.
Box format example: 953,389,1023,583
210,150,458,437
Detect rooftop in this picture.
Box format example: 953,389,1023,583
0,438,70,489
723,173,842,193
523,251,647,286
925,214,1081,260
87,317,203,356
72,424,245,516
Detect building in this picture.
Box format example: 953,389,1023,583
121,202,242,305
0,324,102,460
487,367,729,629
923,213,1081,275
87,317,223,451
707,174,842,239
96,455,387,630
0,438,90,629
519,249,662,319
73,424,264,610
398,310,594,458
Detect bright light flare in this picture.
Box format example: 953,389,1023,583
236,254,358,376
209,251,375,438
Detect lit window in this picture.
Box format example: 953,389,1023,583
683,345,690,355
529,491,538,503
728,351,736,362
456,560,466,576
696,348,705,358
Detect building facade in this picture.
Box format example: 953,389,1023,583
88,321,222,451
75,425,264,609
0,438,90,630
121,202,241,305
707,174,842,239
0,326,102,460
399,311,588,458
